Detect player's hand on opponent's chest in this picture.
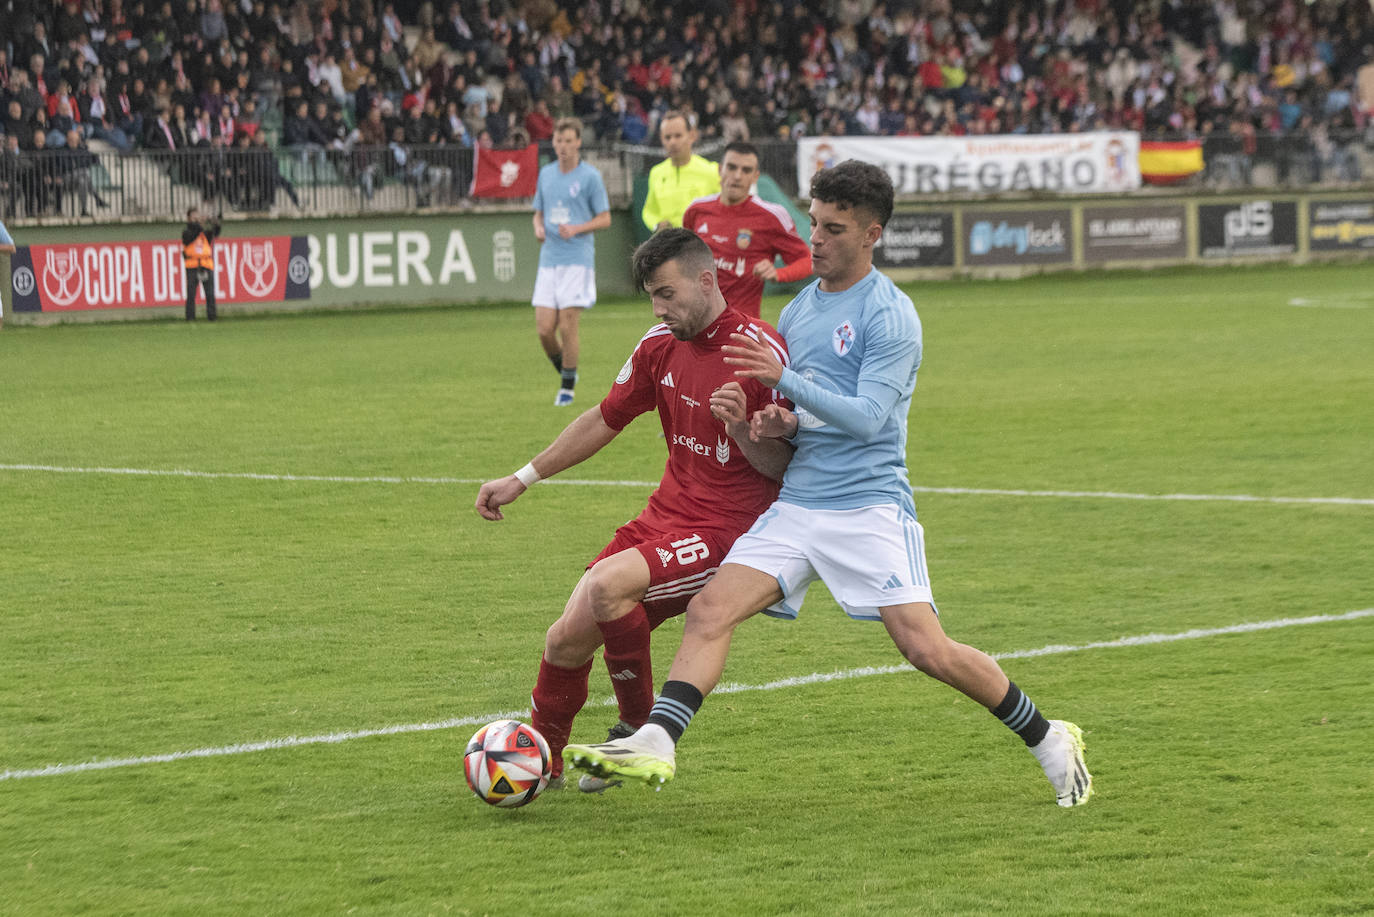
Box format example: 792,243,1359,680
748,404,798,443
722,332,783,388
709,382,749,436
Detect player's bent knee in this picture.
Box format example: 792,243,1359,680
896,635,956,681
544,615,599,667
583,569,636,619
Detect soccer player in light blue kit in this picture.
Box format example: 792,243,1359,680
567,160,1093,807
532,118,611,406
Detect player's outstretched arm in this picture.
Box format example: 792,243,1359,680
475,476,527,521
474,407,619,521
731,333,916,445
709,382,794,482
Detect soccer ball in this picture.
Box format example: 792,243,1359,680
463,720,552,808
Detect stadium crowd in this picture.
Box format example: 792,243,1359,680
1,0,1373,217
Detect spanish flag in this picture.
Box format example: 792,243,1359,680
1139,140,1204,185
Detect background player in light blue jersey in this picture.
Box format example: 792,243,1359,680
567,160,1093,808
532,118,611,406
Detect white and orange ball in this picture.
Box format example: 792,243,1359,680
463,720,552,808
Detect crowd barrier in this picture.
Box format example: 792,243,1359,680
1,131,1370,227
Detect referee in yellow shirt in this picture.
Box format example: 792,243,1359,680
641,111,720,231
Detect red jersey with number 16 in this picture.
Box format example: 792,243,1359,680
599,308,790,535
683,193,812,318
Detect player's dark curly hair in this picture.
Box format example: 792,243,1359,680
631,227,715,292
810,159,894,228
724,140,760,160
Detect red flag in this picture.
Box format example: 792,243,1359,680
470,144,538,198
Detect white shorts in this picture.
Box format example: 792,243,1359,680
532,264,596,310
724,501,935,621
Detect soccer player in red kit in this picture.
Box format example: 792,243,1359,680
682,141,812,319
475,229,792,791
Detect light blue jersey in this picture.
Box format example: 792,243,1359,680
0,218,13,247
774,267,922,516
532,160,609,268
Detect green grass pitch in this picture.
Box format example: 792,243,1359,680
2,261,1372,915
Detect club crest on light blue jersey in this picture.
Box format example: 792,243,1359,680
833,320,855,356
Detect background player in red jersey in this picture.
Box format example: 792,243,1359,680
475,229,792,791
682,141,812,319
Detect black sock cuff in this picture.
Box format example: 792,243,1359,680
991,682,1025,721
992,681,1052,747
645,680,703,743
659,679,703,710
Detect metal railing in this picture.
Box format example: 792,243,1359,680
2,131,1369,226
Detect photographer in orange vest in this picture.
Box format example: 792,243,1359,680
182,207,221,321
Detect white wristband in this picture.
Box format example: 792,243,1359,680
513,463,541,487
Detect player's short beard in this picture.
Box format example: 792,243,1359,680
669,295,708,340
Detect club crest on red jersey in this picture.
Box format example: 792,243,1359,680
736,228,752,249
833,320,855,356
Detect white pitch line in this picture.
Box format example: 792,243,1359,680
3,608,1371,783
1,463,1371,507
1288,297,1371,309
908,485,1374,507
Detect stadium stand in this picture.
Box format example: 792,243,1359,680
0,0,1371,223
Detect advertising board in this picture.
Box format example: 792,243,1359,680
964,208,1073,266
1082,204,1188,262
10,236,309,312
873,212,955,268
1197,200,1297,258
1307,200,1374,251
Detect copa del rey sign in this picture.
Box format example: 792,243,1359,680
8,236,310,313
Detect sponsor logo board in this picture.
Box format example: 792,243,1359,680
873,213,954,268
1082,204,1188,262
1307,199,1374,251
964,209,1072,266
1198,200,1297,258
10,236,309,312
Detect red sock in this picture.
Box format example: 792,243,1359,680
596,605,654,729
530,655,592,777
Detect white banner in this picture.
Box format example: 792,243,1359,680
797,133,1141,196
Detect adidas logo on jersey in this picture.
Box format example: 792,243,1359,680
656,547,673,567
661,372,676,387
882,574,904,590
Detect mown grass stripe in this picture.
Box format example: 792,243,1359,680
3,608,1369,782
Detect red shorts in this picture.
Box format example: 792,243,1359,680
590,517,737,628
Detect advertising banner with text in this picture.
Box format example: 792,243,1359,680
10,236,309,312
964,208,1073,266
873,212,955,268
1198,200,1297,258
1082,204,1188,262
1307,199,1374,251
797,133,1140,196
